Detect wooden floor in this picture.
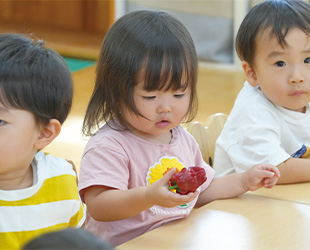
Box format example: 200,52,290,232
44,64,245,173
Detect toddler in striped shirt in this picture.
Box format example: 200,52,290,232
0,33,85,249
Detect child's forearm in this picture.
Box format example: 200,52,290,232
277,158,310,184
84,186,154,221
195,164,278,207
195,173,246,207
84,168,200,221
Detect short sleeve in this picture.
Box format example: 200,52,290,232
228,110,291,172
78,146,130,202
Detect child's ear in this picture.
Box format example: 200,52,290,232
241,61,259,87
34,119,61,150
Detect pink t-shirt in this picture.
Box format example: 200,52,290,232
78,121,215,246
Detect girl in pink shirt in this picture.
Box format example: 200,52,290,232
78,10,280,247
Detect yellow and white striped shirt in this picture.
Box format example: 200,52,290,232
0,152,85,249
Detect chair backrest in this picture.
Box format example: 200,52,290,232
185,113,228,167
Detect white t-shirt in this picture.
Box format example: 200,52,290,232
78,121,214,246
213,81,310,176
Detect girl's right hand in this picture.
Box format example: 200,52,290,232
145,168,199,208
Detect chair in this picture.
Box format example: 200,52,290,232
185,113,228,167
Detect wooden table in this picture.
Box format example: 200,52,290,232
117,193,310,250
249,182,310,205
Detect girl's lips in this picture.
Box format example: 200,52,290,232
155,120,171,128
291,90,305,96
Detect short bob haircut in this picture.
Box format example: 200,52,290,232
0,33,73,126
83,10,198,136
236,0,310,67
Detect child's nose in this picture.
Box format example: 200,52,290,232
157,101,172,113
289,67,305,84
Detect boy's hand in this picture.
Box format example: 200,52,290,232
146,168,199,208
241,164,280,191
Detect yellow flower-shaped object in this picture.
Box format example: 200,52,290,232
146,157,185,186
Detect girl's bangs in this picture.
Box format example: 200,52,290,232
142,50,193,92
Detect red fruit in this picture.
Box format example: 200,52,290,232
169,166,207,195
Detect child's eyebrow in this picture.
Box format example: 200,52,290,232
267,50,285,59
0,106,9,113
302,48,310,54
178,83,189,91
267,48,310,59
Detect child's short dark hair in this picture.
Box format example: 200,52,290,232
21,228,114,249
236,0,310,67
83,10,198,136
0,33,73,126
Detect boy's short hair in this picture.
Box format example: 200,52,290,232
0,33,73,126
236,0,310,67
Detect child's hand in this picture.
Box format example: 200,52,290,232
241,164,280,191
146,168,199,208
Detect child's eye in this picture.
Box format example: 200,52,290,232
0,120,6,126
275,61,286,67
304,57,310,64
143,96,156,100
174,94,185,98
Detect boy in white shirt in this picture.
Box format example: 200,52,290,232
214,0,310,184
